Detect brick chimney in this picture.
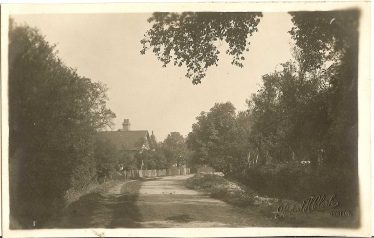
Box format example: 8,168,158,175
122,119,130,131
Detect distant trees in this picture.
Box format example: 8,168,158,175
135,131,192,170
161,132,191,167
9,22,115,227
93,130,192,173
187,102,249,174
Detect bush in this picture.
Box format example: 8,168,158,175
235,163,358,209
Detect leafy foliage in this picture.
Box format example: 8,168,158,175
185,10,358,169
135,131,192,170
141,12,262,84
187,102,249,174
94,138,120,176
9,22,115,227
248,61,330,165
289,10,359,72
289,10,359,167
161,132,191,167
135,150,165,170
184,10,358,209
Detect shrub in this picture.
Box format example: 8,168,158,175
236,163,358,209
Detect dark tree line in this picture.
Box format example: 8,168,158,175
289,10,358,169
9,21,115,228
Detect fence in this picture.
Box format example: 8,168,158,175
116,167,191,180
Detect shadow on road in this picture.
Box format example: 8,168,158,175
45,181,142,228
108,192,142,227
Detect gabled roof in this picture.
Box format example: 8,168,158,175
98,130,149,151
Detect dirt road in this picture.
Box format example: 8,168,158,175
136,175,274,227
48,175,275,228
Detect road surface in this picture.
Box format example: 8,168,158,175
48,175,275,228
136,175,274,227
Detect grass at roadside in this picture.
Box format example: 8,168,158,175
186,173,256,207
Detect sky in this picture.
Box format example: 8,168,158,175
13,12,294,141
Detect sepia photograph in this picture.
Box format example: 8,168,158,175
1,2,371,237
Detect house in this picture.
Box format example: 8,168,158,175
99,119,151,152
98,119,153,172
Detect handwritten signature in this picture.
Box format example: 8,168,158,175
277,194,339,214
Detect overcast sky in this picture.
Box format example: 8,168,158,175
13,13,294,141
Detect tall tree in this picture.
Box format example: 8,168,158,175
248,61,330,165
9,22,115,227
289,10,359,167
187,102,248,174
161,132,190,167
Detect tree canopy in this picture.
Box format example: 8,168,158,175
183,9,358,177
187,102,249,174
141,12,262,84
161,132,191,167
248,61,330,165
289,10,359,167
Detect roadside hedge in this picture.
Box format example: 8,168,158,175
9,22,115,228
234,163,358,209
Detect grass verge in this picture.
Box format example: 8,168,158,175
186,173,255,207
